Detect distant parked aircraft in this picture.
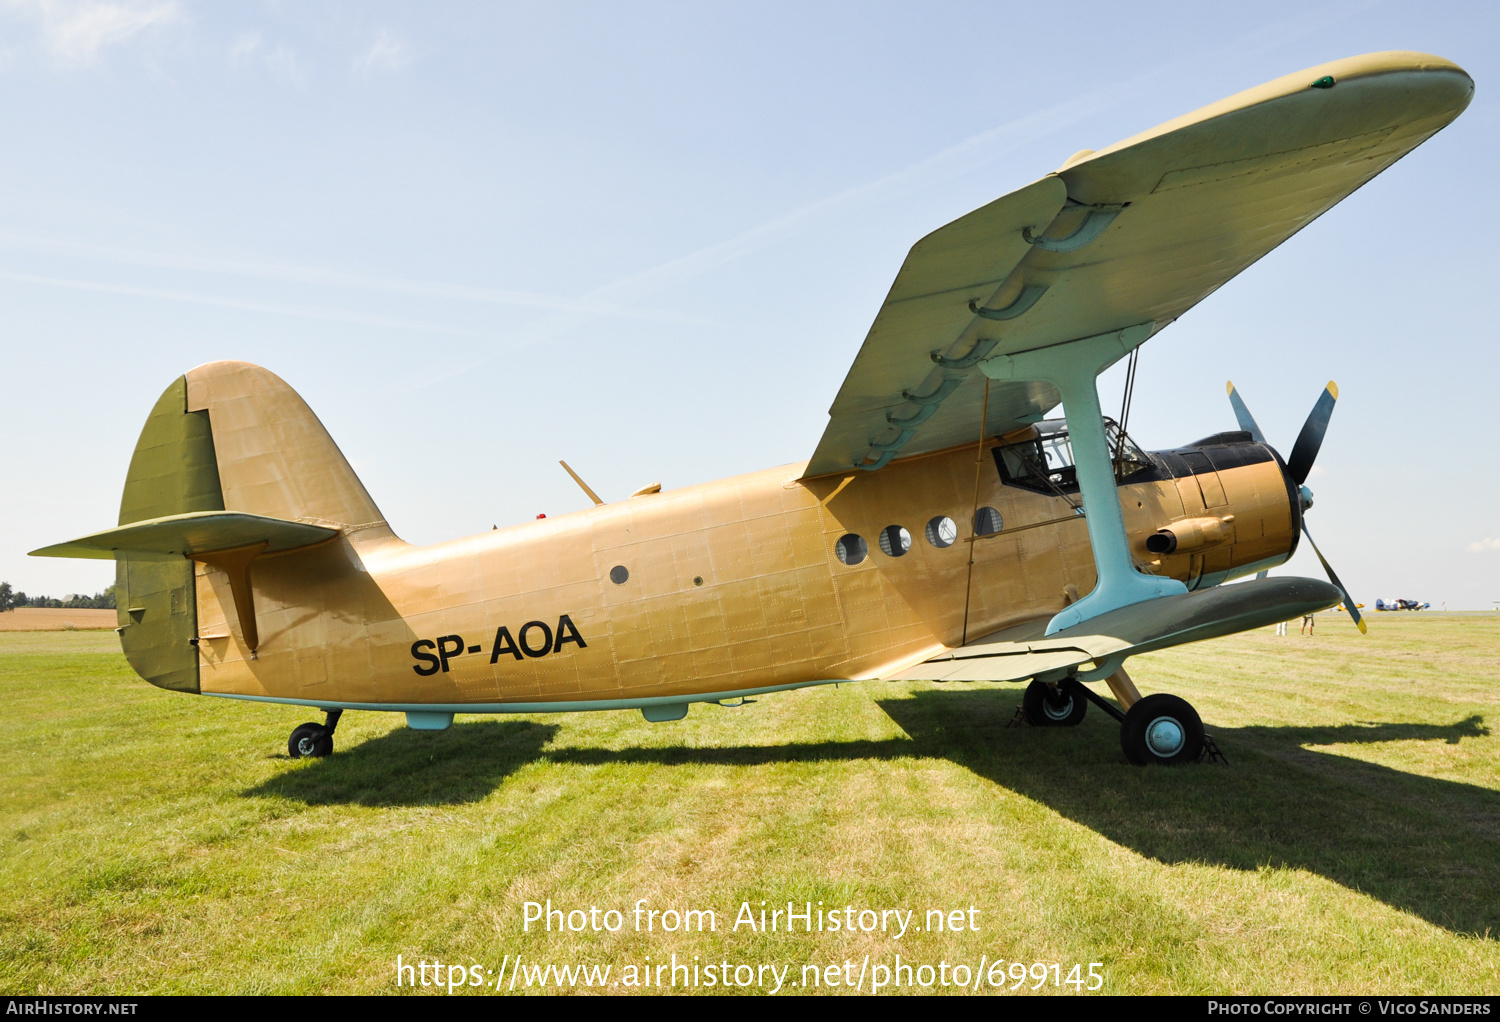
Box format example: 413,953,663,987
1375,599,1430,612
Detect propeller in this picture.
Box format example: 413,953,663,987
1301,523,1366,634
1285,382,1338,486
1226,380,1366,635
1226,382,1266,445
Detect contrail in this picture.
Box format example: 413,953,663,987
0,231,703,324
0,269,471,335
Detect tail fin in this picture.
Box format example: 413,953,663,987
183,361,389,534
105,362,390,692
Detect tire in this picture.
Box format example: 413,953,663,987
288,722,333,759
1120,694,1203,766
1022,678,1087,727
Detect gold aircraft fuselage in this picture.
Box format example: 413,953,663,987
192,428,1296,710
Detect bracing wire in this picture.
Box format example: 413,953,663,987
1114,347,1140,468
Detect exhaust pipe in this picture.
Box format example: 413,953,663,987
1145,515,1235,555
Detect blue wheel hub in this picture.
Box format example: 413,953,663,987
1145,717,1185,757
1044,695,1074,721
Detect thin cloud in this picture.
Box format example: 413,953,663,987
227,31,259,66
0,230,704,325
403,0,1384,393
583,97,1111,308
227,32,308,88
263,42,303,88
0,269,469,335
1,0,180,65
354,29,410,77
399,78,1153,391
580,0,1386,310
1467,538,1500,553
381,8,1381,457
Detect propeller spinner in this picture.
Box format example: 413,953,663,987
1226,381,1366,634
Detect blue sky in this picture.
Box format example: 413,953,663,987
2,0,1496,611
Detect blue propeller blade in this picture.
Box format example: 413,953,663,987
1302,522,1367,635
1227,379,1360,633
1286,381,1338,485
1225,381,1266,444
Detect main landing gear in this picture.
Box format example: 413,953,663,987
288,709,343,759
1119,694,1204,766
1023,676,1209,766
1022,678,1088,727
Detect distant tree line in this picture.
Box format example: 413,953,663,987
0,582,117,611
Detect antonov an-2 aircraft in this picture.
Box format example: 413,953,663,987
35,52,1472,766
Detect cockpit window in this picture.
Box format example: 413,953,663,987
993,418,1151,495
1107,420,1153,482
995,420,1078,494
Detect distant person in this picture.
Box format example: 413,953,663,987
1276,620,1288,636
1301,613,1315,635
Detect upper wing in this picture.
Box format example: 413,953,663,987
805,51,1472,478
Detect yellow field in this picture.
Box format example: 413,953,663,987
0,608,117,631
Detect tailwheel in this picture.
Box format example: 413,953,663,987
1022,678,1087,727
1120,694,1203,766
288,722,333,759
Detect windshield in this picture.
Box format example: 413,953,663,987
993,418,1151,496
1107,420,1152,480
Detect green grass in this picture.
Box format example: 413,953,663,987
1,614,1497,994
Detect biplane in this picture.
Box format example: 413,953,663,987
34,52,1472,766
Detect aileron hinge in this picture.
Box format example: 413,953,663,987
966,285,1048,323
1023,201,1127,253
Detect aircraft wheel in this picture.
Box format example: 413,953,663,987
1022,679,1087,727
1120,694,1203,766
288,722,333,759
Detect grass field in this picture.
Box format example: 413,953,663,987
1,615,1497,995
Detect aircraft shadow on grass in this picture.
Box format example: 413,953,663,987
246,691,1497,937
876,691,1499,940
245,720,560,809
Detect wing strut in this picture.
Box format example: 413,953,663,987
979,324,1186,634
960,378,991,646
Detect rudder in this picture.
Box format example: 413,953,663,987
116,376,225,692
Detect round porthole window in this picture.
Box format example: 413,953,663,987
878,525,912,557
609,565,629,584
925,515,958,548
974,506,1004,536
835,534,867,566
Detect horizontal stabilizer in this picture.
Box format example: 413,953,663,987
30,510,339,560
890,576,1340,682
